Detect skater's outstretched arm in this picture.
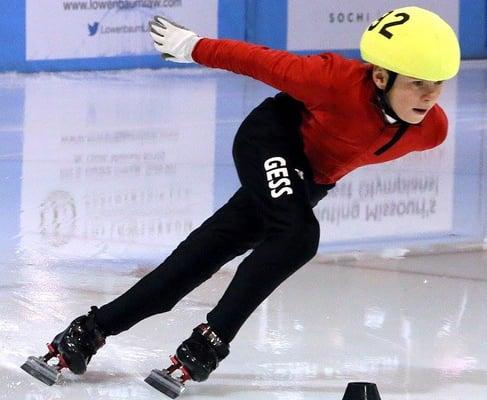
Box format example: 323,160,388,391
149,15,338,109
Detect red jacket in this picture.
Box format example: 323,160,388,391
192,39,448,184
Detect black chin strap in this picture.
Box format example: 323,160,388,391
374,70,411,155
377,90,402,122
378,70,404,122
384,71,397,94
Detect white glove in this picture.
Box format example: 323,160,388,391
149,16,202,63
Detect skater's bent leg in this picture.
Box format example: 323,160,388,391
95,188,264,336
155,95,324,383
204,94,323,343
206,210,320,343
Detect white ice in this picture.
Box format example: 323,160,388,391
1,60,486,399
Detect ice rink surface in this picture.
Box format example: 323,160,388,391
1,59,486,399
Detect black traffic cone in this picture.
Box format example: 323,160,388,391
342,382,382,400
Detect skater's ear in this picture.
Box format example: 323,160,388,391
372,66,389,90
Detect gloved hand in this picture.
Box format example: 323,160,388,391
149,16,202,63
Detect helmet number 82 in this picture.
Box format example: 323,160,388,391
368,11,411,39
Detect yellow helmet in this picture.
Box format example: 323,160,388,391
360,6,460,81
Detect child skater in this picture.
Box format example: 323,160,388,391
22,6,460,395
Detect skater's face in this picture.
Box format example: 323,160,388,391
372,67,444,124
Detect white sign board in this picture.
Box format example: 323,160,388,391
26,0,218,60
287,0,459,51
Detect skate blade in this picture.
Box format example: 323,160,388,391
145,369,185,399
21,356,60,386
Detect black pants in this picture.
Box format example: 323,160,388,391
95,93,334,344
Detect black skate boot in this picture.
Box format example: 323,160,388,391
145,323,229,398
176,323,230,382
21,306,106,385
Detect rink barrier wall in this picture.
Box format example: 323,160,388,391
0,84,24,256
452,67,485,242
0,0,485,72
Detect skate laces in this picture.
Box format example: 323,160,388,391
197,324,224,347
195,324,229,360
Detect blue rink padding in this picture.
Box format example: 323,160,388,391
0,2,24,72
0,0,486,72
460,0,487,59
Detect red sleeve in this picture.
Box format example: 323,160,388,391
434,106,448,147
192,38,337,109
423,105,448,149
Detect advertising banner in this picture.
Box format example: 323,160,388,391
26,0,218,60
20,70,217,260
287,0,459,51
